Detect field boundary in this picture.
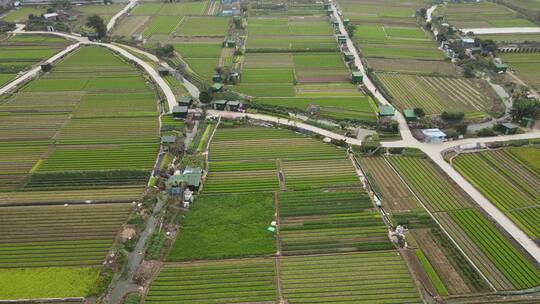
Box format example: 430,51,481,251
382,156,496,291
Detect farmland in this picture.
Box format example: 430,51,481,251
0,35,69,87
375,73,494,115
389,155,540,290
453,148,540,238
434,1,535,29
359,155,490,296
500,52,540,89
0,45,160,298
146,258,277,303
146,125,423,302
280,252,421,303
237,14,377,123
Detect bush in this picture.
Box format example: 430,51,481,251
441,111,464,121
476,127,496,137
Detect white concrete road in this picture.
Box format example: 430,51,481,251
106,0,138,32
330,1,415,143
5,30,177,113
0,42,81,95
464,27,540,35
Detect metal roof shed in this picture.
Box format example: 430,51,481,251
379,105,395,117
422,129,446,144
500,122,519,134
403,109,417,121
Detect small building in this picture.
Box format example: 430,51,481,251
182,167,203,191
330,16,339,26
211,83,224,92
343,51,354,61
40,63,52,72
521,117,535,128
158,65,170,76
224,39,236,48
43,12,59,21
379,105,395,117
132,33,143,42
351,71,363,83
211,99,228,110
161,135,176,144
466,47,482,56
494,63,508,73
343,18,350,26
500,122,519,135
336,34,347,44
86,33,99,41
326,7,333,15
166,175,183,196
226,100,242,112
212,73,222,83
422,129,446,144
178,96,193,107
461,38,475,48
172,105,188,119
403,109,417,122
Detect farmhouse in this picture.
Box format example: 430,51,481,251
500,122,519,135
422,129,446,144
172,105,188,119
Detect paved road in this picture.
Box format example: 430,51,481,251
7,30,177,112
462,27,540,35
0,42,81,95
426,5,437,23
331,1,415,144
107,0,138,32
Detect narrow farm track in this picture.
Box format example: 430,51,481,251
106,0,139,32
5,30,178,113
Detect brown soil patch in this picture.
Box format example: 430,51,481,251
412,229,471,295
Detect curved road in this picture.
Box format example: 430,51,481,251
5,29,177,112
106,0,138,32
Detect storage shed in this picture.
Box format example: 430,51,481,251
422,129,446,144
461,38,475,48
211,83,224,92
161,135,176,144
521,117,534,128
172,105,188,118
494,63,508,73
336,34,347,44
343,18,350,26
182,167,203,191
226,100,242,112
40,63,52,72
351,71,363,83
343,52,354,61
212,74,222,83
178,96,193,107
500,122,519,135
158,65,170,76
403,109,417,122
379,105,395,117
211,100,228,110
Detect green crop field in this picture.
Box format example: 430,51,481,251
500,53,540,89
375,73,493,115
454,149,540,238
0,203,131,268
146,258,277,303
0,35,68,86
449,209,540,289
176,16,230,36
2,6,47,23
0,267,99,300
434,1,535,29
280,252,422,303
389,156,471,212
168,193,276,260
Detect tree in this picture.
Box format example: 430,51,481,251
345,23,356,38
413,107,425,117
199,91,212,104
51,0,71,10
0,20,15,33
154,44,175,58
86,14,107,39
417,8,427,19
510,98,540,121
